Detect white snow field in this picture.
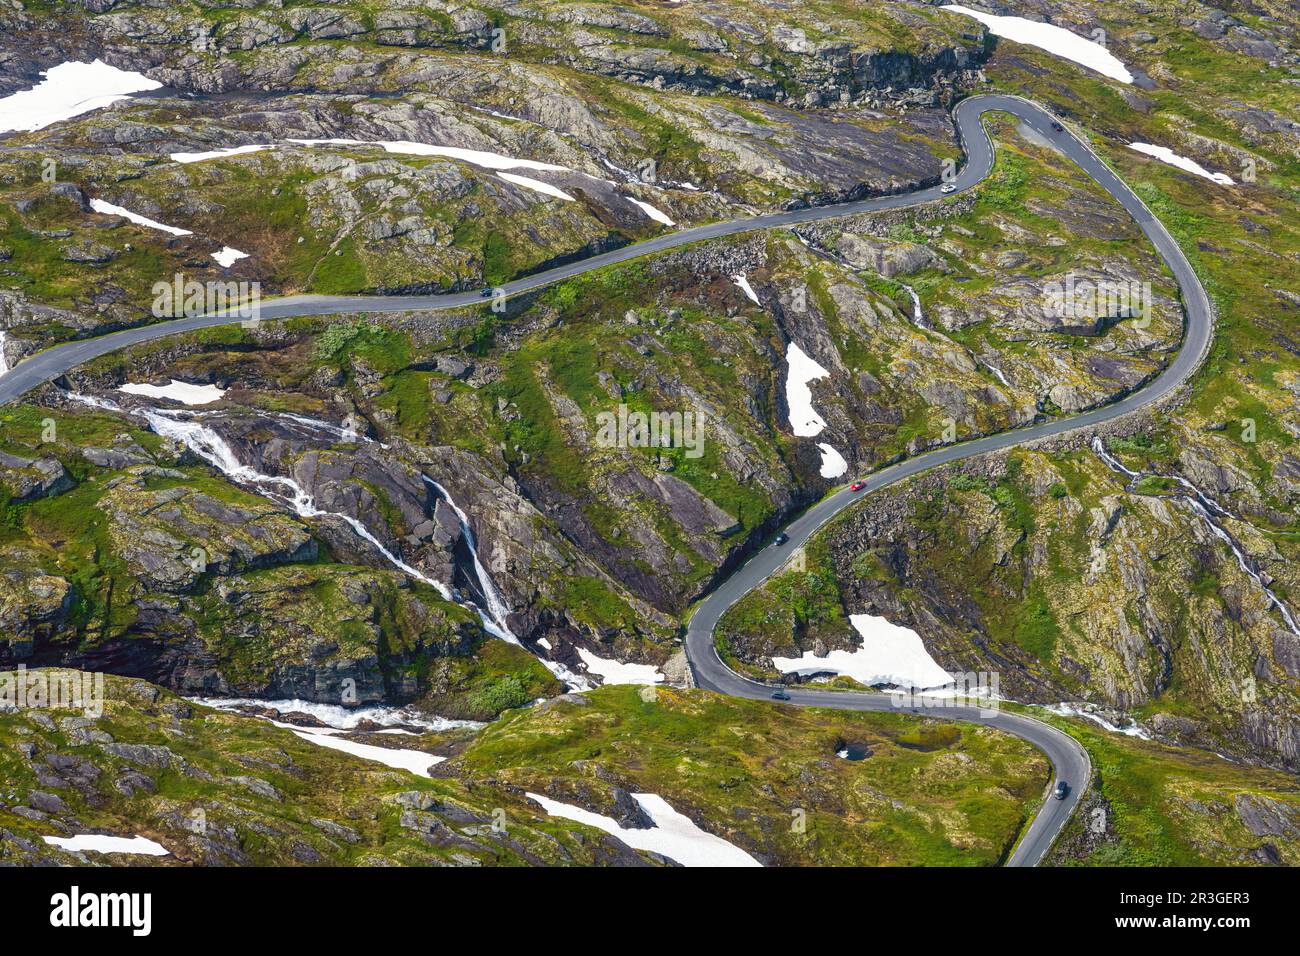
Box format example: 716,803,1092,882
576,647,665,686
497,171,575,200
0,60,161,134
626,196,676,225
817,443,848,479
89,198,193,236
43,834,169,856
732,273,760,304
785,342,830,437
1128,142,1235,185
119,380,225,405
772,613,952,689
942,5,1134,84
211,246,249,267
526,792,761,866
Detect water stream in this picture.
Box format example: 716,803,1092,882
1092,436,1299,637
67,391,592,686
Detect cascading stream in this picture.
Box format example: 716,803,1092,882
421,476,515,641
420,475,593,690
68,391,593,687
67,393,451,600
898,282,929,330
1091,436,1299,637
141,407,455,600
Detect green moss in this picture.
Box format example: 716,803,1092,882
450,685,1050,866
0,670,635,866
1040,710,1300,867
417,638,563,721
560,576,640,633
1004,590,1060,661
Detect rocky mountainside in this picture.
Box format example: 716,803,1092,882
3,0,1300,870
0,670,661,865
1,124,1176,696
710,0,1300,785
3,0,990,106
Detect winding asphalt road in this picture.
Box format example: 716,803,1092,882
0,94,1213,865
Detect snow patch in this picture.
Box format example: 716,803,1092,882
942,5,1133,84
284,727,445,777
497,171,575,200
817,443,848,479
197,699,450,776
44,834,169,856
286,137,567,171
784,342,830,437
526,792,760,867
0,330,9,376
171,144,272,164
732,273,760,304
1128,143,1234,185
0,60,162,135
772,613,952,690
89,198,192,236
626,196,675,225
211,246,249,268
576,647,665,686
119,380,225,405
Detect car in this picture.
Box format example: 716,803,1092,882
1053,780,1070,800
849,481,866,492
771,690,791,701
479,287,496,298
773,532,789,546
1051,121,1064,132
940,182,958,194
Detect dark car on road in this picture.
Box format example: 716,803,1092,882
480,287,496,297
773,532,788,546
1051,121,1064,132
1054,780,1070,800
771,690,791,701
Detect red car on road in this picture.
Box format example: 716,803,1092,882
849,481,866,492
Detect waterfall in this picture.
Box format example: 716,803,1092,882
67,390,594,689
898,283,929,329
421,476,515,640
1183,495,1300,637
1092,436,1299,638
1090,435,1140,479
67,391,123,411
276,412,390,449
65,393,454,600
420,475,592,690
984,361,1011,388
141,408,454,601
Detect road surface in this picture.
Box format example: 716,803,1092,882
0,94,1213,865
